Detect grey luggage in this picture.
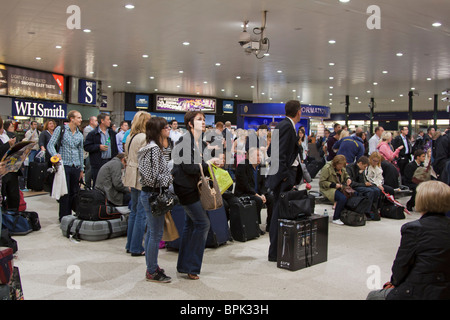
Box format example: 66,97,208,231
60,215,127,241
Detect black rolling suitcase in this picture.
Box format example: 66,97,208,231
229,196,260,242
27,162,47,191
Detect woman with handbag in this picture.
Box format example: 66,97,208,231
124,111,151,257
172,111,222,280
319,155,353,225
138,117,173,283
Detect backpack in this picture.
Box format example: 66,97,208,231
345,196,371,215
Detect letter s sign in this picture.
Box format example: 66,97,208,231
78,79,97,105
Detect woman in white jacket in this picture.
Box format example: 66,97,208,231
366,151,395,196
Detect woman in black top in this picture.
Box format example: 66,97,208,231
38,119,56,165
367,180,450,300
171,111,222,280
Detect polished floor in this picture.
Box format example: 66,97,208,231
11,177,418,301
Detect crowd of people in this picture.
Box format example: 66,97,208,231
1,104,449,297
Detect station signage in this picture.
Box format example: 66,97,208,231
12,99,67,119
78,79,97,105
156,95,216,113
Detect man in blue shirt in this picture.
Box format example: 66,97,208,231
84,113,118,187
333,131,365,164
47,110,84,221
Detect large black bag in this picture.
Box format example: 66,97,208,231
340,209,366,226
345,196,371,215
27,162,47,191
279,190,314,220
229,196,260,242
380,203,405,220
306,158,325,179
75,188,121,221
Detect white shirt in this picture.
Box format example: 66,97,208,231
169,129,182,144
368,134,381,155
286,117,300,167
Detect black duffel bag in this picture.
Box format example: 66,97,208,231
75,188,121,221
279,189,314,220
340,209,366,226
380,203,405,220
345,196,371,215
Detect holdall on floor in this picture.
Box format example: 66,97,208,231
0,247,13,285
0,228,18,253
2,211,33,236
75,188,121,221
229,196,260,242
206,205,231,248
340,209,366,226
345,196,371,215
380,203,405,220
60,215,127,241
306,159,325,179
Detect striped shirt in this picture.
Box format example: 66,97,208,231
47,125,84,170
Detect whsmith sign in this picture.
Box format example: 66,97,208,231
12,99,67,119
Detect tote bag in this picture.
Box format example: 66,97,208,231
198,163,223,211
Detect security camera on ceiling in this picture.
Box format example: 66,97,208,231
238,11,270,59
441,96,450,102
442,89,450,95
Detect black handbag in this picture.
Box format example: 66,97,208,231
279,189,313,220
149,186,176,217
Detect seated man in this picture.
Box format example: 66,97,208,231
404,149,426,211
234,147,274,233
95,153,131,207
346,156,381,219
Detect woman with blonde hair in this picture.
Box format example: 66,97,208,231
367,180,450,300
366,151,395,195
123,111,151,256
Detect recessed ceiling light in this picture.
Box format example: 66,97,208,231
329,76,334,80
149,76,155,79
55,45,62,49
428,97,433,100
391,99,395,102
154,89,158,91
250,85,255,89
127,81,131,84
328,40,336,44
179,70,184,73
182,42,190,46
427,77,432,81
330,86,334,89
339,0,350,3
221,89,225,92
277,70,283,73
373,82,378,85
261,92,265,95
399,94,404,97
329,62,335,66
107,85,111,88
203,81,208,84
236,76,241,79
215,63,221,66
396,52,403,56
112,64,118,67
176,85,181,88
83,29,91,33
382,70,388,74
432,22,442,27
329,93,333,96
367,90,371,93
411,87,415,90
35,57,42,60
90,71,95,74
125,4,135,9
264,53,270,56
142,54,149,58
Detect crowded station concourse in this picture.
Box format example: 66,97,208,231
0,0,449,304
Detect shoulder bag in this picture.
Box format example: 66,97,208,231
198,163,223,211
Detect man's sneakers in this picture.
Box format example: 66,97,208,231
332,219,344,225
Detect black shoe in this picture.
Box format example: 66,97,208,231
406,204,413,212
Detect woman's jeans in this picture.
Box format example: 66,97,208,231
177,200,210,275
126,188,146,254
140,191,165,274
334,190,348,220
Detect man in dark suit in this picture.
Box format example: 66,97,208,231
84,113,118,187
392,126,412,178
234,147,274,233
404,149,426,211
267,100,302,262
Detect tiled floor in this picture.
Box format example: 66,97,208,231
11,178,418,300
